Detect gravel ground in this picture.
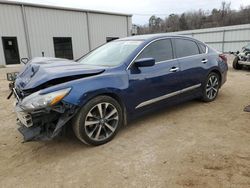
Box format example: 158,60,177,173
0,56,250,188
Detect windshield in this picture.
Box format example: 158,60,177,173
78,41,142,67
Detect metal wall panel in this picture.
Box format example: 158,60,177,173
24,7,89,59
0,2,131,65
224,42,249,52
127,16,132,36
181,34,193,37
0,4,28,65
193,32,223,42
171,24,250,52
209,43,223,52
224,30,250,41
88,13,129,49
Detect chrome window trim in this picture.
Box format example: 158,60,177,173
135,83,201,109
174,51,207,61
126,37,208,70
155,59,173,64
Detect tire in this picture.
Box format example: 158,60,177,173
73,95,123,146
202,72,220,102
232,56,242,70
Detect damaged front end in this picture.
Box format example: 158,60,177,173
10,57,106,142
14,87,79,142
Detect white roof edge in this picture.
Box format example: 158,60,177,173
0,0,133,17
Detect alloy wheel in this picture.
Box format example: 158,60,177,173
84,102,119,141
206,75,219,100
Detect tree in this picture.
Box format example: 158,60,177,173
149,15,157,27
166,14,180,32
137,1,250,35
149,15,163,33
179,13,188,30
220,1,231,25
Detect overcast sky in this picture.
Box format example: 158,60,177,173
8,0,250,25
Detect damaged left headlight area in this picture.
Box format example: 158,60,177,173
14,88,79,142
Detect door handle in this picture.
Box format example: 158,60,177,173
201,59,208,63
169,67,179,72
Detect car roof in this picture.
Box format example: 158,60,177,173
118,33,197,42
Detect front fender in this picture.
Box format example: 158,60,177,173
61,71,129,106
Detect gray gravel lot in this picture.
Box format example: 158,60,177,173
0,56,250,188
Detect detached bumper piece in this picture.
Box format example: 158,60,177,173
244,105,250,112
16,102,78,142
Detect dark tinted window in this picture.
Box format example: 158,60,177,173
175,39,199,58
106,37,119,42
53,37,73,60
198,43,207,53
2,37,20,65
137,39,173,62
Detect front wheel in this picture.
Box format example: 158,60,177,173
202,72,220,102
73,96,123,146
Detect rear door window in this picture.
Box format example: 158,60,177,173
137,39,173,62
175,39,200,58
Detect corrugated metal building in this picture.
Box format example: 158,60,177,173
170,24,250,53
0,1,132,66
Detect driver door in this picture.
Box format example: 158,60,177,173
125,38,184,113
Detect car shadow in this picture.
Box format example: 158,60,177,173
125,99,201,128
21,99,203,159
47,99,201,145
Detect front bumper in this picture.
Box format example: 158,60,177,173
15,102,78,142
238,60,250,66
16,106,33,127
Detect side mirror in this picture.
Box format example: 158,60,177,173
134,58,155,67
21,58,29,65
236,51,240,54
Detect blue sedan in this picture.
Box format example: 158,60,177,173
14,34,228,145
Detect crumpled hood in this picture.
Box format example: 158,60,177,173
15,57,105,90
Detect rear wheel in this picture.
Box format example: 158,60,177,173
202,72,220,102
232,56,242,70
73,96,123,146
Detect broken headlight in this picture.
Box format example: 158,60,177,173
20,88,71,111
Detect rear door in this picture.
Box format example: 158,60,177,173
126,38,184,111
173,38,208,89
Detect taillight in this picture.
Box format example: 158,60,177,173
219,54,227,64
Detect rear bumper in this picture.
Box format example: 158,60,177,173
218,60,228,87
221,70,227,86
15,102,78,142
